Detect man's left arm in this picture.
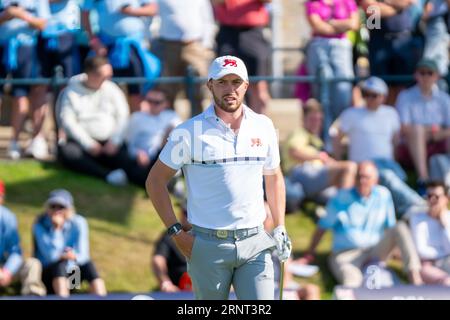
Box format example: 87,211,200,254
264,167,286,228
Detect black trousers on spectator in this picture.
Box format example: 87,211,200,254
42,260,100,294
57,139,133,180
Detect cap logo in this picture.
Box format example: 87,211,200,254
223,59,237,68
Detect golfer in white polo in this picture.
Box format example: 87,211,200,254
146,55,291,300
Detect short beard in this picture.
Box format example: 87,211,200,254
213,93,242,113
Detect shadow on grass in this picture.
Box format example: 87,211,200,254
3,160,143,226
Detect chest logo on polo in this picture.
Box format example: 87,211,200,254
223,59,237,67
251,138,262,147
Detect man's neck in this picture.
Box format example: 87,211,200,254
214,105,244,131
419,85,434,97
83,78,102,91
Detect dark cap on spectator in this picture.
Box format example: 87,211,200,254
0,180,4,196
416,59,439,72
46,189,73,208
360,76,388,96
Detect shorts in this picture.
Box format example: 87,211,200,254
216,26,270,76
37,32,81,78
289,163,330,197
42,260,100,294
396,140,447,170
0,43,40,97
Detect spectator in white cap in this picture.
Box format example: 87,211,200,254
147,55,291,300
333,76,426,218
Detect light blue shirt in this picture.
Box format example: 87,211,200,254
0,206,23,275
0,0,51,43
48,0,80,31
157,0,215,47
33,212,90,267
396,84,450,127
82,0,152,38
319,186,397,252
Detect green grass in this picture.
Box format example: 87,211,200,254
0,160,334,298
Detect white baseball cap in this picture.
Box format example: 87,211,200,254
208,55,248,81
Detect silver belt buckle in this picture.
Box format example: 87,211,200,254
216,230,228,239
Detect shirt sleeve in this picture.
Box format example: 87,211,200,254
306,1,323,17
72,216,90,265
395,92,411,125
81,0,94,11
410,215,440,260
158,125,192,170
263,118,281,174
109,82,130,146
36,0,51,20
337,108,353,134
2,212,23,275
33,221,62,265
318,196,339,229
346,0,358,13
385,191,397,229
154,234,171,259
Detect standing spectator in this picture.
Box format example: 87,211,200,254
282,98,356,204
0,180,46,296
410,181,450,286
396,59,450,193
333,77,426,217
212,0,272,114
33,189,107,297
57,56,132,186
360,0,424,105
156,0,215,117
81,0,159,112
304,0,360,123
151,211,192,293
0,0,51,160
125,86,181,188
295,162,423,287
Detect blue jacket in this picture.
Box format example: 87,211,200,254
0,205,23,275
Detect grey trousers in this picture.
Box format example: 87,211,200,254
187,226,277,300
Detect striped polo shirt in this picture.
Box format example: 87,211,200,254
159,104,280,230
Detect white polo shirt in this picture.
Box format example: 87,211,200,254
159,104,280,230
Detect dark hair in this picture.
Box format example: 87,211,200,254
426,181,449,196
84,56,110,74
303,98,323,117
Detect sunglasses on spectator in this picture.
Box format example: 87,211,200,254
427,193,445,200
417,70,435,77
362,91,379,99
49,204,67,211
146,98,166,105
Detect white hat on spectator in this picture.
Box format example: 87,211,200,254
360,76,388,96
208,55,248,81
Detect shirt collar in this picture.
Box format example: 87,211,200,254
203,104,249,120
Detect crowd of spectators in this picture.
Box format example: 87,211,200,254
1,0,450,298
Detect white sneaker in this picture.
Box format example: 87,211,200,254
106,169,128,186
25,136,49,160
8,140,21,160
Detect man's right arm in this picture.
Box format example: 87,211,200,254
146,160,194,258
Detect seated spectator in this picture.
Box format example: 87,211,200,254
125,87,182,188
0,180,46,296
294,162,423,287
304,0,359,123
333,77,426,217
282,99,356,206
410,181,450,286
33,189,106,297
396,59,450,193
56,56,132,187
151,211,192,293
429,153,450,188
